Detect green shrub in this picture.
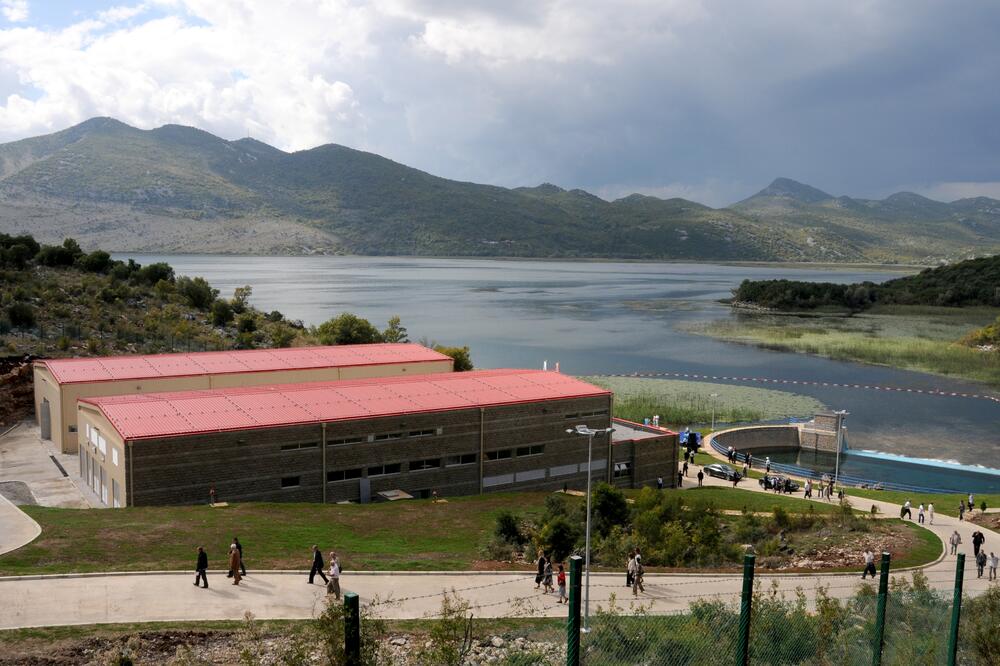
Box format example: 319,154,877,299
537,516,579,562
494,510,526,546
591,482,630,540
78,250,112,273
211,299,234,326
316,313,382,345
7,302,35,328
176,276,218,310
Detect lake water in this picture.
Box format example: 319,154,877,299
123,255,1000,475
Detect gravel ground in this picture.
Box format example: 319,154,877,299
0,481,37,506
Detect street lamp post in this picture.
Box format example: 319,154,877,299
566,424,614,634
833,409,849,489
709,393,719,431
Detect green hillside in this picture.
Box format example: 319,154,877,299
732,254,1000,310
1,118,999,262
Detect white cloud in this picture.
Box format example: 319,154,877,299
97,4,149,24
1,0,28,23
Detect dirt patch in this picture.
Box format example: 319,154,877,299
0,357,35,427
970,513,1000,531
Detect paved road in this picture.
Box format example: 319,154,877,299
0,442,997,629
0,493,40,557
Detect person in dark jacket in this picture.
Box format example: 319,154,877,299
194,546,208,588
309,545,328,584
234,537,247,577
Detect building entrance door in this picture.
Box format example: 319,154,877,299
40,399,51,440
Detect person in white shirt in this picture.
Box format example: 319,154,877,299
928,503,935,524
918,504,925,524
949,531,962,556
861,549,876,579
989,552,998,581
326,551,341,599
901,499,912,520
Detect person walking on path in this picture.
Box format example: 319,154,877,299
697,470,704,487
804,479,811,499
973,530,986,558
929,503,935,525
677,470,683,487
630,549,645,596
535,550,546,590
326,552,341,599
229,545,242,586
234,537,246,577
194,547,208,589
543,557,554,593
682,461,689,477
950,531,962,555
732,473,741,488
557,564,567,604
989,552,998,581
747,453,753,469
309,545,328,585
742,463,748,479
976,550,988,578
918,503,925,524
969,493,975,512
901,500,912,520
625,551,634,589
959,500,966,521
861,549,877,579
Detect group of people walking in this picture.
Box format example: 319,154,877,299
191,539,343,598
533,551,567,603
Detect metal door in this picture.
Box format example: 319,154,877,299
39,399,51,440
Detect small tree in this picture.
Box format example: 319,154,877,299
417,590,475,666
591,482,630,540
434,345,473,371
211,299,234,326
381,315,409,343
231,285,253,314
316,313,383,345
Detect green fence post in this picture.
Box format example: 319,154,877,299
947,553,965,666
344,591,360,666
567,555,583,666
736,553,755,666
872,551,891,666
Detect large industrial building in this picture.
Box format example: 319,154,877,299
34,344,454,453
74,368,677,507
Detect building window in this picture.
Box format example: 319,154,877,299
410,458,441,471
613,462,632,479
515,468,546,482
111,448,119,466
516,445,544,457
483,473,515,488
367,463,401,477
327,468,363,482
485,449,512,461
281,476,301,488
280,442,319,451
97,434,107,456
328,437,363,446
68,425,77,433
445,453,477,467
100,467,108,505
112,479,121,508
581,409,609,417
373,432,403,442
408,429,437,438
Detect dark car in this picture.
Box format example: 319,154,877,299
759,474,800,493
703,463,738,481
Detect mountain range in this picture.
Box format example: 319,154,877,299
1,117,998,263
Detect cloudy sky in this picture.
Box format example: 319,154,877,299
0,1,998,206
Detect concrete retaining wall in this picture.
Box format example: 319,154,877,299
713,425,800,453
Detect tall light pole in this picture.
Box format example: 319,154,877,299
709,393,719,431
833,409,848,489
566,424,614,634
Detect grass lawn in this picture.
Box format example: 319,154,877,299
891,521,944,569
0,492,551,576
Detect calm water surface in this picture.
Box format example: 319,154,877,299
123,255,1000,474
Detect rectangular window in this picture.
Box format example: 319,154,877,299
515,468,546,483
410,458,441,471
97,434,107,456
373,432,403,441
100,467,108,505
85,423,91,441
367,463,402,477
483,473,515,488
581,409,609,417
280,442,319,451
485,449,512,461
79,446,86,479
281,476,300,488
408,429,437,438
112,479,121,508
328,437,363,446
564,413,580,420
613,462,632,479
68,425,77,433
327,468,363,482
516,445,544,457
550,463,580,477
111,447,119,466
445,453,477,467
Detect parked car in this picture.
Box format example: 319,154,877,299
759,474,800,493
703,463,738,481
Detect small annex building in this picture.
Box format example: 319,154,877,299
34,344,454,454
75,368,677,507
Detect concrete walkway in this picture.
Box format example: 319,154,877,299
0,449,997,629
0,493,40,556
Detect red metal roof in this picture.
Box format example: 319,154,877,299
37,344,451,384
80,369,611,441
